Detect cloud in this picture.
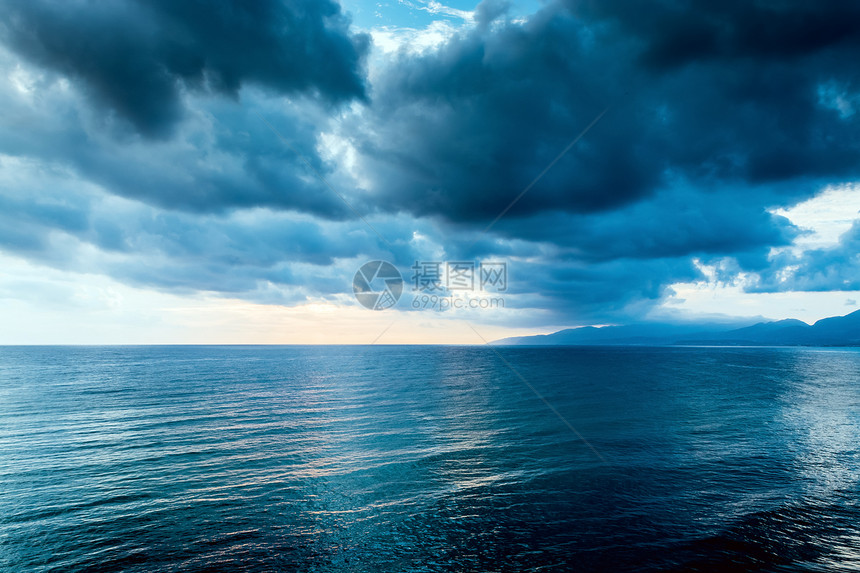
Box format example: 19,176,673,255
2,0,860,331
0,156,388,298
577,0,860,69
1,0,369,137
347,0,860,229
753,221,860,293
0,48,370,218
401,0,475,22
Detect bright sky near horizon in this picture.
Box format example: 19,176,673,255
2,0,860,344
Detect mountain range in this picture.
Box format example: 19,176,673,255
494,310,860,347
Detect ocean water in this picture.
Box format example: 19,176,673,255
1,346,859,572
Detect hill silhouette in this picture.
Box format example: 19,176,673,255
495,310,860,347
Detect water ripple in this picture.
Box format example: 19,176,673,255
1,345,859,571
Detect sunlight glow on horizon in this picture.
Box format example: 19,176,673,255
0,252,528,344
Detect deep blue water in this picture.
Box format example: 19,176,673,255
1,346,859,572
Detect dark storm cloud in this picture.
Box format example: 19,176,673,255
0,183,382,293
2,0,859,324
351,0,860,228
449,185,798,265
0,0,369,137
0,75,359,218
331,0,860,321
576,0,860,69
0,166,420,302
353,5,650,222
528,257,702,322
0,0,373,219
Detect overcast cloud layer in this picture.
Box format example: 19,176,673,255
1,0,859,327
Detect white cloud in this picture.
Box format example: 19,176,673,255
370,20,462,55
657,280,860,324
398,0,474,22
771,182,860,253
658,254,860,324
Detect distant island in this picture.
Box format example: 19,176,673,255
494,310,860,347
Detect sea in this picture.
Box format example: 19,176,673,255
1,345,858,572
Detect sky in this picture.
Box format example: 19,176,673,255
1,0,860,344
